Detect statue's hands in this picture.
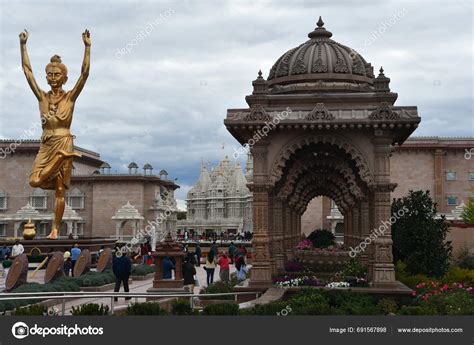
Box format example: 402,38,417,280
19,30,29,44
82,29,91,47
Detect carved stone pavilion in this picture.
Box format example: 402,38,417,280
224,17,421,287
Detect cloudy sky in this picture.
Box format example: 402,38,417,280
0,0,472,208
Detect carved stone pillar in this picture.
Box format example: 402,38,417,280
359,200,370,265
249,143,272,287
372,136,397,287
268,195,278,276
344,210,352,247
273,198,285,272
367,192,375,281
352,206,360,249
284,206,293,261
249,184,272,286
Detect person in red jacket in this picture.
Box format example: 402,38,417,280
217,251,230,283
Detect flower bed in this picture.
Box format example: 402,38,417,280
273,274,325,287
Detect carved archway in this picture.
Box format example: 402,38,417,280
269,134,374,187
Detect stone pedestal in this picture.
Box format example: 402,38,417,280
147,232,185,292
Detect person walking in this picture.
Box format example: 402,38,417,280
210,241,218,257
195,242,202,267
162,256,175,279
112,252,132,302
183,255,196,293
0,244,10,262
235,255,248,282
204,251,216,286
63,251,72,276
228,242,237,264
70,244,81,277
217,251,230,283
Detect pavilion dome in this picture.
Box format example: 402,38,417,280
267,17,375,93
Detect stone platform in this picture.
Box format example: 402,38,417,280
0,238,117,257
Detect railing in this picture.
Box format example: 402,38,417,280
0,291,262,315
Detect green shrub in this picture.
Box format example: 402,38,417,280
395,261,431,289
71,303,109,316
342,259,367,281
421,291,474,315
461,199,474,224
398,305,438,315
0,279,80,313
73,270,115,287
14,304,48,315
392,190,452,277
307,229,335,248
131,264,154,276
199,281,234,300
202,303,239,315
288,288,334,315
376,298,398,315
126,302,168,315
171,299,193,315
442,266,474,287
241,301,290,315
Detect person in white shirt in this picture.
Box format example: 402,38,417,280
11,240,24,257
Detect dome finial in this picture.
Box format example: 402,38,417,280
379,66,384,74
258,69,262,78
317,16,324,28
308,16,332,39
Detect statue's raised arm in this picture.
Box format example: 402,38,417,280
19,30,43,101
70,29,91,102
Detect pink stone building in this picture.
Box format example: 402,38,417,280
0,140,179,241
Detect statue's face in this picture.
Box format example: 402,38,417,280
46,66,67,88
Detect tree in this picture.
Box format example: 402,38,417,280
307,229,335,248
391,190,451,277
461,199,474,224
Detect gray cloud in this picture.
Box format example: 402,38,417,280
1,0,472,203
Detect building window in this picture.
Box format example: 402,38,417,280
0,224,6,237
39,223,48,237
469,172,474,180
30,189,48,209
446,172,457,181
0,190,6,210
66,188,85,210
446,196,457,206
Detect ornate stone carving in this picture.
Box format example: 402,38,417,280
305,103,334,121
369,102,399,120
269,134,374,187
351,58,366,75
244,104,272,122
276,46,299,77
291,43,311,75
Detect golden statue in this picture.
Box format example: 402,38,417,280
20,29,91,239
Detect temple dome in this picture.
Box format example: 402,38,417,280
267,17,375,93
